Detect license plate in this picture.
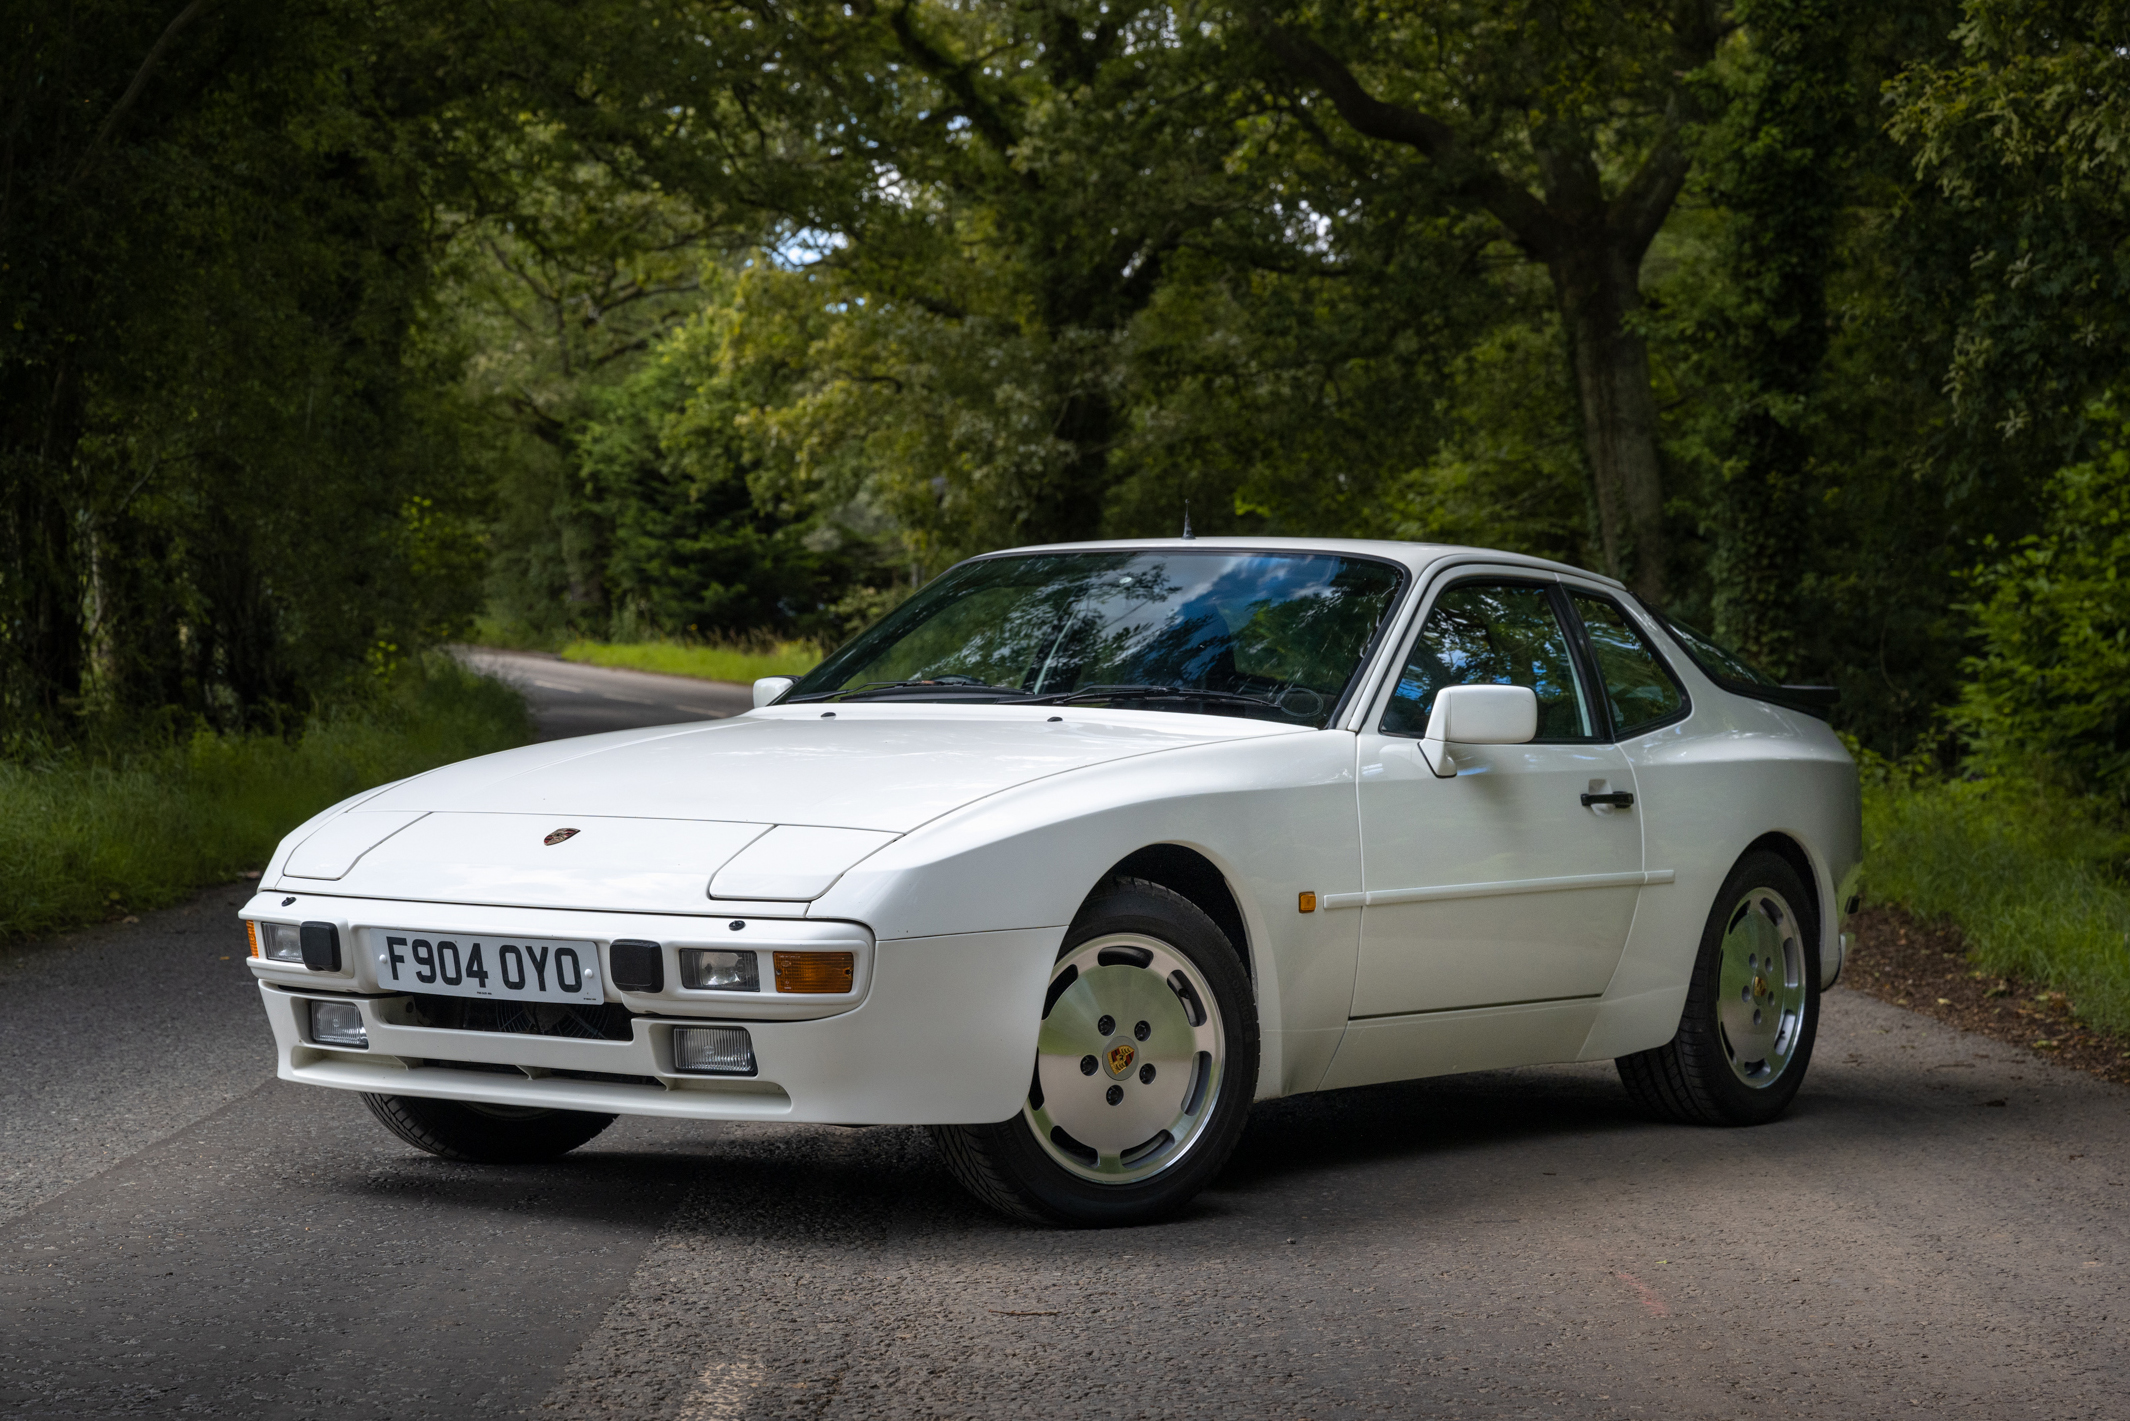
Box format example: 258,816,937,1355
366,929,603,1005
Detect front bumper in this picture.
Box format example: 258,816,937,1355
261,926,1062,1125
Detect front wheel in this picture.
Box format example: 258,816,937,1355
931,877,1258,1226
1617,848,1821,1126
360,1092,616,1163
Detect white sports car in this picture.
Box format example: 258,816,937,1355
243,539,1860,1225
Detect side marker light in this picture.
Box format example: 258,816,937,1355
246,921,261,958
1298,891,1317,914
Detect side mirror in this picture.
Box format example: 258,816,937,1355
753,676,796,708
1419,684,1539,777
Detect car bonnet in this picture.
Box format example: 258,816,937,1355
270,707,1291,912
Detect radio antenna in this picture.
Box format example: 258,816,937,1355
1181,499,1195,540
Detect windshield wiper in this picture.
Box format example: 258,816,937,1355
1023,683,1281,711
784,677,1034,704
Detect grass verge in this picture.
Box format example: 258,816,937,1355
559,638,822,683
0,657,530,940
1863,770,2130,1038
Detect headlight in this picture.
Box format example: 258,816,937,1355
262,923,304,963
680,948,759,991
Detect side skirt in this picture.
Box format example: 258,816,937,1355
1315,996,1603,1092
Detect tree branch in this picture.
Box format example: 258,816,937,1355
70,0,215,185
1611,1,1726,259
1250,20,1559,259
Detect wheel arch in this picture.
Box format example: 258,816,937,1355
1739,830,1822,932
1083,843,1251,982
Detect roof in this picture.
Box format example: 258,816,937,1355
973,536,1625,591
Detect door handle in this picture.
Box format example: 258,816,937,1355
1580,791,1634,808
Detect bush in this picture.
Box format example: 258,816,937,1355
0,658,529,940
1863,760,2130,1036
1954,407,2130,800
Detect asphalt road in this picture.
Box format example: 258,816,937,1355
5,661,2127,1418
452,647,754,740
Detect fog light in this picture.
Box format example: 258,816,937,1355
263,923,304,963
773,951,854,994
672,1025,754,1075
680,948,758,991
309,999,368,1049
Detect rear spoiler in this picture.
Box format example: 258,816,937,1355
1761,684,1839,720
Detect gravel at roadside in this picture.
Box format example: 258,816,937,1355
1844,903,2130,1088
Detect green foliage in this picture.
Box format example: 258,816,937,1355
1681,0,1855,677
559,639,822,683
0,658,529,940
1952,407,2130,797
1864,764,2130,1035
2,0,499,736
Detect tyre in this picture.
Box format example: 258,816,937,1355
931,877,1259,1226
360,1092,616,1163
1618,848,1821,1126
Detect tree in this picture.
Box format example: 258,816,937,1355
1686,0,1854,675
0,1,511,733
1249,0,1731,600
524,0,1280,554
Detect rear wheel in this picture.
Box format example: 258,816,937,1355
931,877,1258,1226
1618,849,1821,1125
360,1092,616,1163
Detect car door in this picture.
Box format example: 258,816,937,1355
1351,574,1645,1018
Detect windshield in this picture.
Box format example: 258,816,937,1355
785,550,1407,726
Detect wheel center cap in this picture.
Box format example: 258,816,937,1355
1751,974,1769,1000
1105,1041,1137,1078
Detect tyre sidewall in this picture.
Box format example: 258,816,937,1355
1682,850,1822,1124
362,1092,615,1163
983,879,1259,1226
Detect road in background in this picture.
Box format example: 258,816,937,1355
455,647,754,740
4,657,2126,1418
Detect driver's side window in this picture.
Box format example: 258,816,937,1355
1380,582,1594,741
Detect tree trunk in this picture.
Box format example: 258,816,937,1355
1707,0,1849,677
1025,383,1117,545
0,362,87,727
1550,242,1668,604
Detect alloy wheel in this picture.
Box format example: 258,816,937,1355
1024,933,1226,1183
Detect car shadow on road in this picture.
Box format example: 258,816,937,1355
338,1148,708,1227
310,1046,2046,1245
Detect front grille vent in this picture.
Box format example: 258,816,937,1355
417,1059,657,1088
405,994,635,1042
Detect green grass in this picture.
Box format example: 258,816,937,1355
1864,770,2130,1036
0,657,531,941
558,638,823,683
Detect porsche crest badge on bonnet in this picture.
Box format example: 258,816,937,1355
543,827,580,846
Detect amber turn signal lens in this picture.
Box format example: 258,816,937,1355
245,920,261,957
1297,891,1317,914
773,950,855,994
